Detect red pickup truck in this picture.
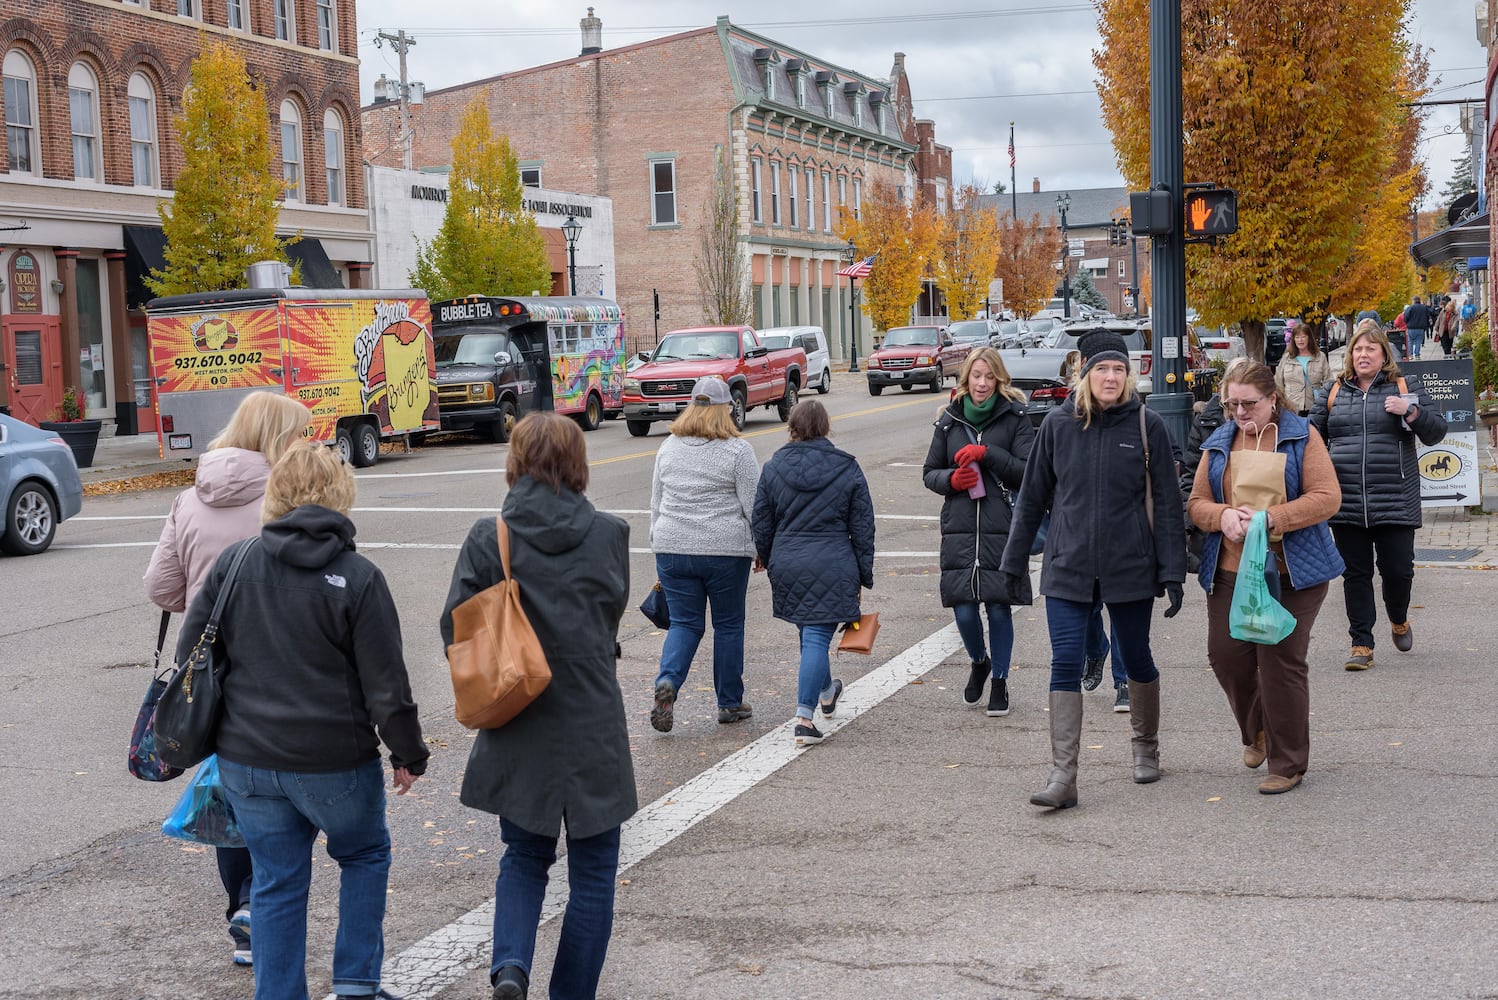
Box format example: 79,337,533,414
622,326,805,435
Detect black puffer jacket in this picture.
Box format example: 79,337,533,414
921,397,1034,606
1310,371,1447,528
999,397,1186,604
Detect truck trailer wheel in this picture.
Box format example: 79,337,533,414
577,393,603,431
776,382,798,421
489,400,518,443
352,421,380,468
335,427,355,465
626,419,652,437
730,387,747,430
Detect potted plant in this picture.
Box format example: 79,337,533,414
39,387,102,468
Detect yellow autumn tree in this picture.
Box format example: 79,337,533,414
837,182,940,332
1095,0,1421,346
934,184,1002,321
993,212,1063,318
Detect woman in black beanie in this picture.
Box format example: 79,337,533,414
1000,329,1186,809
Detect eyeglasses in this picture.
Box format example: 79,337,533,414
1222,397,1266,412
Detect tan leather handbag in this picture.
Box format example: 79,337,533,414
445,518,551,729
836,612,880,655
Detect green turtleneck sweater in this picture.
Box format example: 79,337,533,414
962,392,999,426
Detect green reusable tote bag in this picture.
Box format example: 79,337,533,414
1228,511,1297,645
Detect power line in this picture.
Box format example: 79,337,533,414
916,90,1095,102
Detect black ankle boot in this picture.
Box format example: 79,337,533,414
492,964,529,1000
963,657,990,707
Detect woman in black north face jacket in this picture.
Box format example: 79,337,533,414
922,346,1035,718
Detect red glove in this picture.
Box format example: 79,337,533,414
950,465,980,491
954,444,987,467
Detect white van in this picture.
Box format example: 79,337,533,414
759,326,832,394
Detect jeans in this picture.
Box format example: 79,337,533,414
491,819,621,1000
795,622,840,720
1086,595,1128,688
1046,585,1159,692
215,846,253,920
1331,523,1417,648
952,602,1014,679
218,757,391,1000
655,553,752,708
1409,330,1424,358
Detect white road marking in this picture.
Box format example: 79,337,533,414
376,623,966,999
70,508,937,522
354,468,505,480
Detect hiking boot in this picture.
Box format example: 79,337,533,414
491,964,529,1000
650,680,676,732
717,703,753,724
1082,656,1106,692
963,657,990,707
819,678,844,718
1345,646,1374,671
1112,683,1130,713
794,722,825,746
986,677,1010,717
1391,621,1413,652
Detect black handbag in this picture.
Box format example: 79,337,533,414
152,539,256,771
127,610,186,782
639,581,670,629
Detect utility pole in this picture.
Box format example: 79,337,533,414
376,30,416,171
1148,0,1190,449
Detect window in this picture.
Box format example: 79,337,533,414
825,84,835,118
323,109,344,206
316,0,336,50
650,158,676,225
853,179,862,221
788,168,798,228
1119,259,1127,279
3,51,38,174
128,73,157,186
273,0,294,42
750,157,762,223
226,0,248,30
796,75,806,109
771,163,781,225
838,174,847,211
69,64,101,182
519,166,541,187
764,67,775,101
805,168,815,232
176,0,200,17
822,171,832,232
280,100,302,201
852,99,862,128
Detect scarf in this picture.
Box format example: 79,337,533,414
962,391,999,426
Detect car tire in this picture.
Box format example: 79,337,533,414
730,387,747,430
335,426,355,464
1,481,57,556
577,393,603,432
489,399,518,443
929,374,943,393
351,421,380,468
626,419,652,437
817,368,831,394
868,383,883,396
776,382,798,421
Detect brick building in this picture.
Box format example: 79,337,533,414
362,14,953,358
0,0,371,433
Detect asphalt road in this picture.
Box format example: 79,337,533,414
4,372,1497,999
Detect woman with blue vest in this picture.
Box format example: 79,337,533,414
1188,362,1343,794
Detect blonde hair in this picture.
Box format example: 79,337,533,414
953,346,1026,406
670,398,740,439
1071,359,1136,428
1339,318,1402,383
1060,350,1083,385
209,392,309,465
261,442,356,522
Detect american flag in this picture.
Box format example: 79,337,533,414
837,254,877,278
1008,136,1015,169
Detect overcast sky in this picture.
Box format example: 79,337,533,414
354,1,1487,206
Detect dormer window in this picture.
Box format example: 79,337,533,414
816,70,836,118
870,91,886,131
786,58,807,109
754,47,780,102
844,81,864,128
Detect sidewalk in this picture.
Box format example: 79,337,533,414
78,428,193,486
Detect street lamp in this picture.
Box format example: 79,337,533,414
561,214,582,295
846,238,861,373
1055,192,1072,319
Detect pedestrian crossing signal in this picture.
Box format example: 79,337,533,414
1184,189,1237,237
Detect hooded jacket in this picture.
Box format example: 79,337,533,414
144,447,271,611
751,438,876,624
178,505,428,776
921,396,1034,606
999,396,1187,605
440,477,635,840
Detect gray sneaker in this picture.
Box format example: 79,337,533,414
1113,684,1130,713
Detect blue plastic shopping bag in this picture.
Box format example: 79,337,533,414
162,755,246,848
1228,512,1297,646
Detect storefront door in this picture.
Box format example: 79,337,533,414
3,316,61,425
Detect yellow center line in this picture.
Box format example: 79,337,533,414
589,394,939,466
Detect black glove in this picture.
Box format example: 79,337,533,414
1000,571,1032,607
1159,582,1184,618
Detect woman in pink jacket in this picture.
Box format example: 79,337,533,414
142,391,308,967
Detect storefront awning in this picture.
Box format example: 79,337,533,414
121,225,344,303
285,239,344,289
1410,211,1490,269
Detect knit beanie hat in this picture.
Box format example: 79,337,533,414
1077,329,1131,377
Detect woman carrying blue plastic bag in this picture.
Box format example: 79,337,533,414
1188,362,1343,795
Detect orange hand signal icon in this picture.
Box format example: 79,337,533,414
1190,197,1212,232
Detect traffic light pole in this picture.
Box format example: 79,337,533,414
1148,0,1191,452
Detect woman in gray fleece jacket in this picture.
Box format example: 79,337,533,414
648,377,761,733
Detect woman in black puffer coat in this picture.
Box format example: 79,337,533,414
1310,318,1447,671
922,346,1035,717
752,400,876,748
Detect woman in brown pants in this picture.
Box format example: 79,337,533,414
1187,363,1344,794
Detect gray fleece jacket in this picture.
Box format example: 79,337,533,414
650,435,760,558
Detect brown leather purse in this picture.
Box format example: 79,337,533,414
445,518,551,729
836,612,880,655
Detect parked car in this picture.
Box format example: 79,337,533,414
1264,317,1289,368
866,325,969,395
989,319,1025,349
759,326,832,394
1,414,83,556
998,348,1073,427
621,326,805,434
1199,333,1248,364
945,319,994,350
1047,321,1209,397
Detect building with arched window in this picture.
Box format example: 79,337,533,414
0,2,371,434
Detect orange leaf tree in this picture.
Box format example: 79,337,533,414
1095,0,1423,336
838,181,941,332
934,184,1002,321
994,212,1063,318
